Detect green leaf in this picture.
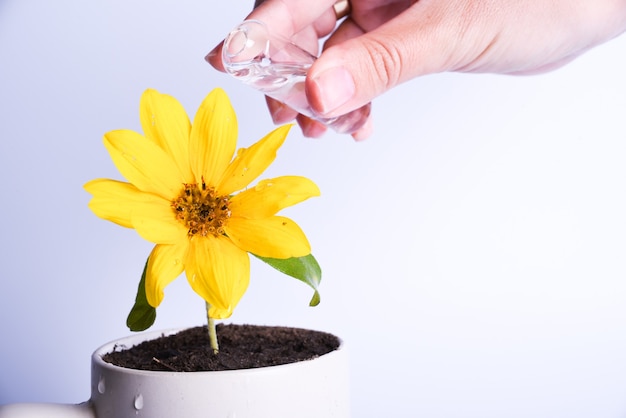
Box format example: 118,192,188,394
126,258,157,331
253,253,322,306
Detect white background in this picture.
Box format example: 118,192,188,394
1,1,626,417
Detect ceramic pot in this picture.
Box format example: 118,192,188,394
0,328,350,418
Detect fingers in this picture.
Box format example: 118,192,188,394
246,0,338,40
350,116,373,142
206,0,337,72
267,97,330,139
205,0,345,138
296,114,373,140
205,45,226,72
266,97,298,124
306,2,459,118
296,114,328,138
322,17,365,50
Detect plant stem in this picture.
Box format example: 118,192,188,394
206,301,219,354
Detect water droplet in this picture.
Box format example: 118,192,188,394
134,394,144,410
255,181,273,191
97,376,106,394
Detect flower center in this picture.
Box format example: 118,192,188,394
171,181,231,238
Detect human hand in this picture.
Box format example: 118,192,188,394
207,0,626,140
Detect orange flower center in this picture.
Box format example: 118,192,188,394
171,181,231,238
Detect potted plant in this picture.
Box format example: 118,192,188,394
0,88,349,418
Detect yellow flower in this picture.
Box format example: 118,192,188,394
85,88,320,319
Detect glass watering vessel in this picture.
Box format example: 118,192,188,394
222,20,371,135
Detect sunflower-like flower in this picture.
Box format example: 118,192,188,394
84,88,319,320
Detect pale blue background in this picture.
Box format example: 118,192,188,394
2,1,626,417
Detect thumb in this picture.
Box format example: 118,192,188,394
305,2,487,117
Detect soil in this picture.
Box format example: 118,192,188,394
102,324,340,372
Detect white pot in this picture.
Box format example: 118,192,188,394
0,328,350,418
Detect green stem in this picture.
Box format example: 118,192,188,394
206,301,219,354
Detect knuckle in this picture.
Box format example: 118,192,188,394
363,37,404,91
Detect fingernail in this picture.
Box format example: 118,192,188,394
297,115,327,138
267,100,295,124
204,46,219,63
351,117,373,142
309,67,355,115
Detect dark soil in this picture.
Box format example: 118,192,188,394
103,324,340,372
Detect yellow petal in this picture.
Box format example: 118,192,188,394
217,124,291,195
189,88,237,187
139,89,194,182
225,216,311,258
184,236,250,319
104,129,185,198
229,176,320,219
208,304,232,319
131,198,188,244
84,179,143,228
145,243,187,307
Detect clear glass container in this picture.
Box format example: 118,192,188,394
222,20,371,135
